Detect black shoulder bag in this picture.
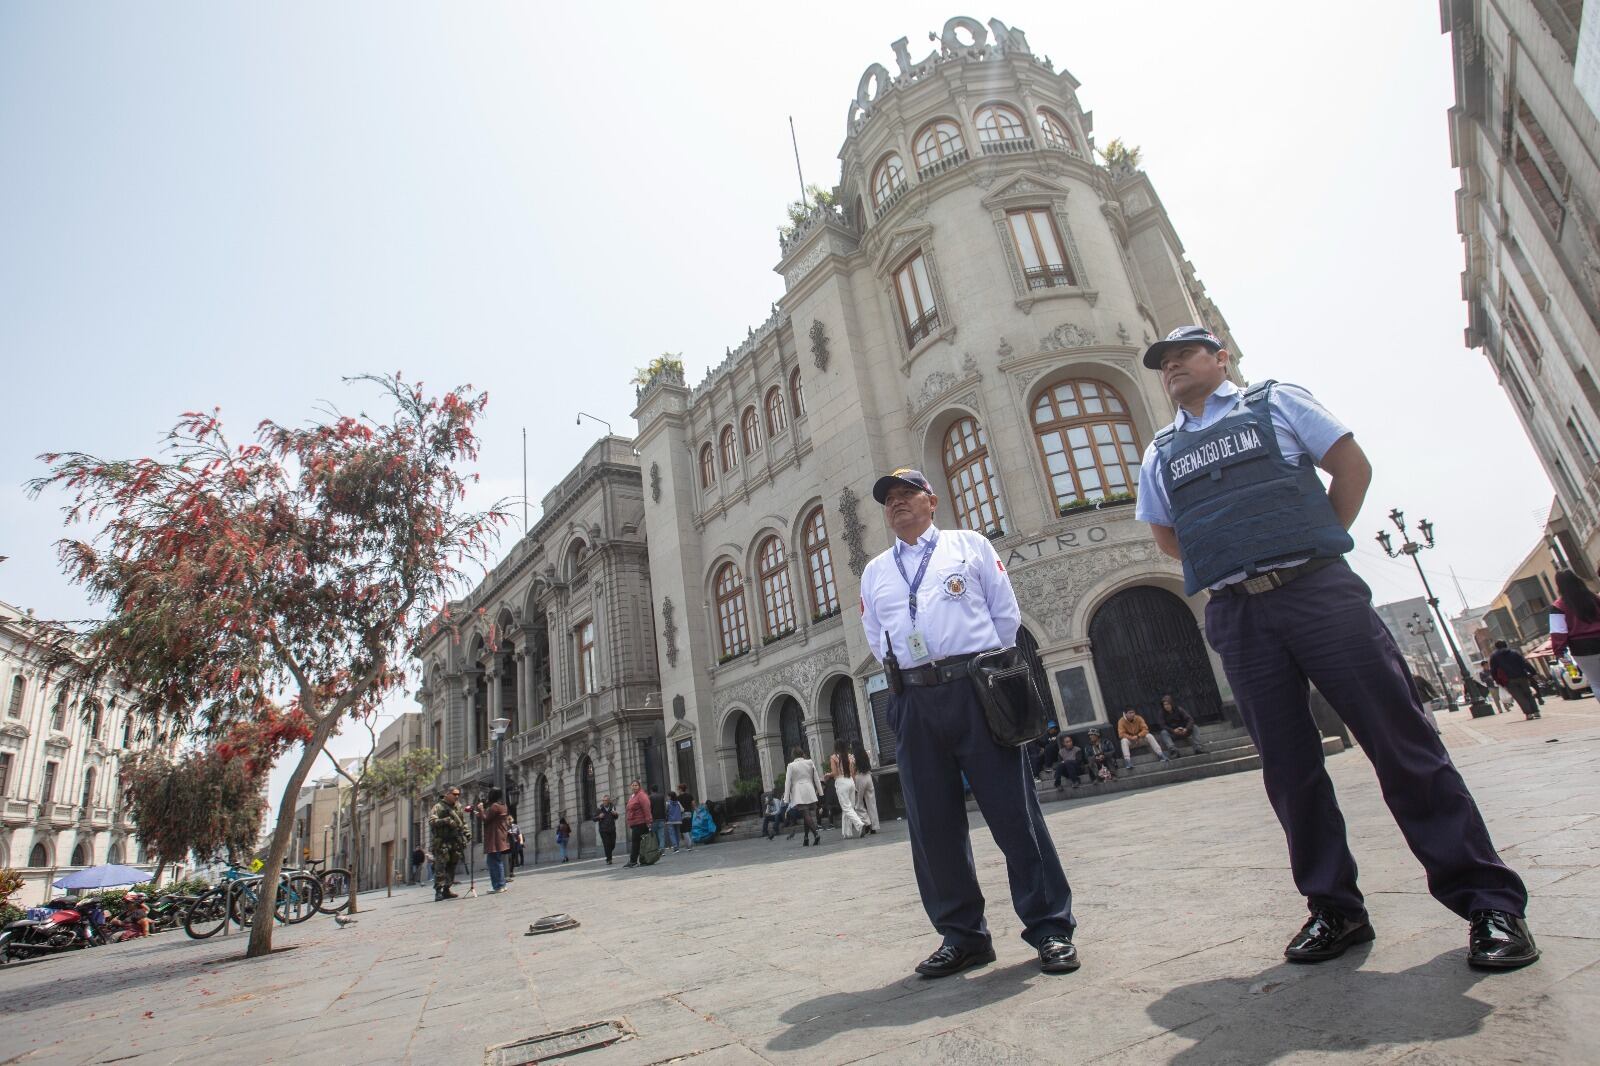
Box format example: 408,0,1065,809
967,647,1053,747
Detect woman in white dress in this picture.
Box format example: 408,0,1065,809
852,742,879,836
830,739,867,839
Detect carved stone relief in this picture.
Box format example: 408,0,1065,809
1007,543,1166,639
672,694,687,721
650,462,661,503
661,597,679,668
713,640,851,716
1040,322,1098,351
809,319,830,371
837,488,869,578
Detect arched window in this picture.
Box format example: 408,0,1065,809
942,417,1007,536
6,676,24,718
699,443,716,489
1036,108,1076,152
732,712,761,783
1032,379,1142,512
756,536,796,638
713,562,751,658
121,708,134,748
537,775,551,831
719,425,738,472
107,841,124,865
50,688,68,731
765,387,788,436
566,538,588,580
741,406,762,456
779,698,808,757
29,843,48,868
71,841,89,867
975,104,1027,144
872,153,906,209
80,767,96,809
829,678,862,749
802,508,839,618
86,700,103,740
914,119,965,170
789,368,806,418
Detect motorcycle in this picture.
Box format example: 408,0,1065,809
0,897,109,963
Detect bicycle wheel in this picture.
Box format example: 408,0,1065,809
184,888,230,940
229,881,266,927
279,875,322,924
317,869,352,914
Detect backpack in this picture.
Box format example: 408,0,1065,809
638,830,662,866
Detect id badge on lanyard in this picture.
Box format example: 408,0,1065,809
895,534,939,661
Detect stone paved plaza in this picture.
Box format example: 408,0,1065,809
2,703,1597,1065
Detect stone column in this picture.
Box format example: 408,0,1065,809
514,650,529,733
460,678,475,761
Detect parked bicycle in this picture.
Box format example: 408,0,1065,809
296,857,353,915
183,865,322,939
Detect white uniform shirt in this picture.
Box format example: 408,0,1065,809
860,525,1021,665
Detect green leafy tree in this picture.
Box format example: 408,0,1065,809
1101,138,1143,170
779,184,839,239
631,353,685,388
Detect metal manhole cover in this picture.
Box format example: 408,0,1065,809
487,1019,633,1064
526,913,580,935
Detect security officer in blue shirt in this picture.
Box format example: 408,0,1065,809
1136,326,1537,970
861,468,1078,978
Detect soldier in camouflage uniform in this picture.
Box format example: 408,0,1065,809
429,785,468,902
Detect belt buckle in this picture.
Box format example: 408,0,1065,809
1242,572,1280,595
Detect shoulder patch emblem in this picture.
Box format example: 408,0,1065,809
943,574,967,598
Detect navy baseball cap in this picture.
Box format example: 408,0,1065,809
1141,325,1223,369
872,468,934,504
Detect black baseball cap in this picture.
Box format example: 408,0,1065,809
872,467,934,504
1142,325,1223,370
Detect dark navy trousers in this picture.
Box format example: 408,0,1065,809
1205,560,1528,921
891,679,1075,950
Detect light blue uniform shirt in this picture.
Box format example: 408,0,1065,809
1134,380,1353,587
860,525,1020,665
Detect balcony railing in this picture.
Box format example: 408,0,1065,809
904,308,942,348
1039,136,1085,160
1024,265,1076,291
980,135,1036,157
916,148,969,182
873,181,909,221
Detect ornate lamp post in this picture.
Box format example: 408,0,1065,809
1377,509,1494,717
1404,611,1456,712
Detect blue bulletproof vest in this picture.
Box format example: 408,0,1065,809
1153,381,1354,595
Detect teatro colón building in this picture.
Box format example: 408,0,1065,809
632,16,1247,810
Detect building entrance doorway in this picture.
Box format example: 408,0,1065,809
1089,585,1223,723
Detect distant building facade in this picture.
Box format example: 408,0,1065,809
633,18,1243,806
1444,0,1600,578
414,438,663,855
1,598,171,905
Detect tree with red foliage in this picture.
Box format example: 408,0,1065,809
121,746,267,882
29,374,502,958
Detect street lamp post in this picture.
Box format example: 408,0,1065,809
1404,611,1456,712
1377,509,1494,718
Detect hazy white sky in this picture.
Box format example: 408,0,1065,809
0,4,1558,811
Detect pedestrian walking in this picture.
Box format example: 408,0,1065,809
665,792,685,852
781,746,823,847
861,467,1079,977
410,845,425,885
596,794,620,864
1135,325,1536,969
852,743,879,835
1549,570,1600,688
829,739,868,839
428,786,468,902
474,788,512,893
624,779,652,869
1488,640,1544,720
556,815,572,863
648,785,668,852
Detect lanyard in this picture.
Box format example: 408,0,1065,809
893,532,940,624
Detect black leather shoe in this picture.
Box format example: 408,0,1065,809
1284,909,1374,962
1038,935,1080,974
915,942,996,978
1468,910,1540,970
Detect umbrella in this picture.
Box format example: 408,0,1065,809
52,864,152,891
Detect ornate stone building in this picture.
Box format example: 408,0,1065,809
414,437,664,853
1444,0,1600,577
1,597,170,905
632,16,1243,807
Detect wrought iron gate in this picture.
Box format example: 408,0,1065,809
1088,586,1223,723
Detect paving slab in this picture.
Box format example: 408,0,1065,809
2,712,1597,1065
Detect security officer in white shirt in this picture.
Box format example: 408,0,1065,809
1136,325,1536,971
861,468,1078,978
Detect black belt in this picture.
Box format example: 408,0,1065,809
901,652,980,687
1210,556,1340,597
